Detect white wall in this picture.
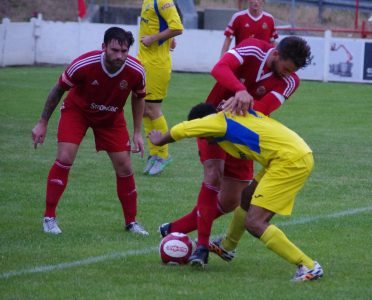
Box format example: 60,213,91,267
1,18,371,83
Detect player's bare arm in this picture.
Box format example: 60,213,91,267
148,130,174,146
31,83,65,149
220,37,232,58
141,28,183,47
131,93,145,157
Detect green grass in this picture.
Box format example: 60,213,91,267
0,67,372,299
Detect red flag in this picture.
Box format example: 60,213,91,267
78,0,87,19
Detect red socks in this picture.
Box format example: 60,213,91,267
116,174,137,225
196,182,220,247
44,160,71,217
170,183,224,246
170,206,198,233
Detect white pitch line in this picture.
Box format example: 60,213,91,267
1,206,372,280
278,205,372,226
0,247,158,280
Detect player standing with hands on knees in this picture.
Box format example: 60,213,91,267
32,27,149,236
220,0,278,57
138,0,183,175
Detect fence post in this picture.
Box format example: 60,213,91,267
0,18,10,67
323,29,332,82
32,13,42,64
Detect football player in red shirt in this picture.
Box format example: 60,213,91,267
159,36,312,265
221,0,278,57
32,27,149,236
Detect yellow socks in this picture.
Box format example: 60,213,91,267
260,225,314,269
222,206,247,251
143,116,156,156
152,115,169,159
144,115,169,158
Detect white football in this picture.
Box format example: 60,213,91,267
159,232,195,265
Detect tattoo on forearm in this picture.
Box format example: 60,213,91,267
41,85,64,121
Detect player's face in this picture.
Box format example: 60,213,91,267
271,57,297,77
103,39,129,70
248,0,264,12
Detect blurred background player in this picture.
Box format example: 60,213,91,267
32,27,149,236
138,0,183,175
158,36,312,264
221,0,278,57
149,102,323,281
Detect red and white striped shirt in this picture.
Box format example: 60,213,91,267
207,38,299,116
224,10,278,45
59,50,146,123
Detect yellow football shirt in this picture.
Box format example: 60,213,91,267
170,111,312,167
138,0,183,67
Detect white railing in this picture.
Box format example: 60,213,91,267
1,17,371,83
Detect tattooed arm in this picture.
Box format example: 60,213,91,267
32,83,65,149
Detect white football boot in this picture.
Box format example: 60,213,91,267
43,217,62,235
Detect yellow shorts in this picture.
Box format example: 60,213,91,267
252,153,314,216
144,65,171,101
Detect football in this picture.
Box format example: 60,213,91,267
159,232,195,265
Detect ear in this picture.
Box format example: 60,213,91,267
102,42,106,51
272,49,280,58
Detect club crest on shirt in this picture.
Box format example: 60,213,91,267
262,22,268,29
256,85,266,96
120,80,128,90
244,23,250,28
162,2,175,10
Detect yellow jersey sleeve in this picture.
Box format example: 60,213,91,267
170,113,227,141
157,0,184,31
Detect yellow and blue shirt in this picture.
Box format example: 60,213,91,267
170,111,312,167
138,0,183,67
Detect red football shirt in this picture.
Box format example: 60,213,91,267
59,50,146,124
224,10,278,45
207,38,299,115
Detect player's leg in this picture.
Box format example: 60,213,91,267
248,154,322,280
43,107,86,234
97,120,148,236
219,179,258,252
209,179,257,260
107,151,147,236
209,156,253,259
144,101,172,175
142,66,171,175
163,139,225,238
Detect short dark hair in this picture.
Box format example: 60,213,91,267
103,27,134,47
188,103,217,120
277,36,312,69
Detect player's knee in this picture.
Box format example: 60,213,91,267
204,170,222,187
240,182,256,210
218,196,238,213
56,154,74,166
245,214,262,238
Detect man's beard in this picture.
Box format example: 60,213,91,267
270,60,281,77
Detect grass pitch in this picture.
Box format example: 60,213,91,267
0,67,371,299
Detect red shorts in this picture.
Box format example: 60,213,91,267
197,138,253,181
57,106,131,152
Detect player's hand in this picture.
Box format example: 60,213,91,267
222,91,253,115
170,38,176,51
141,35,155,47
132,132,144,158
32,119,48,149
148,130,163,146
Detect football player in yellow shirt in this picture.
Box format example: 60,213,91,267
148,102,324,281
138,0,183,175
